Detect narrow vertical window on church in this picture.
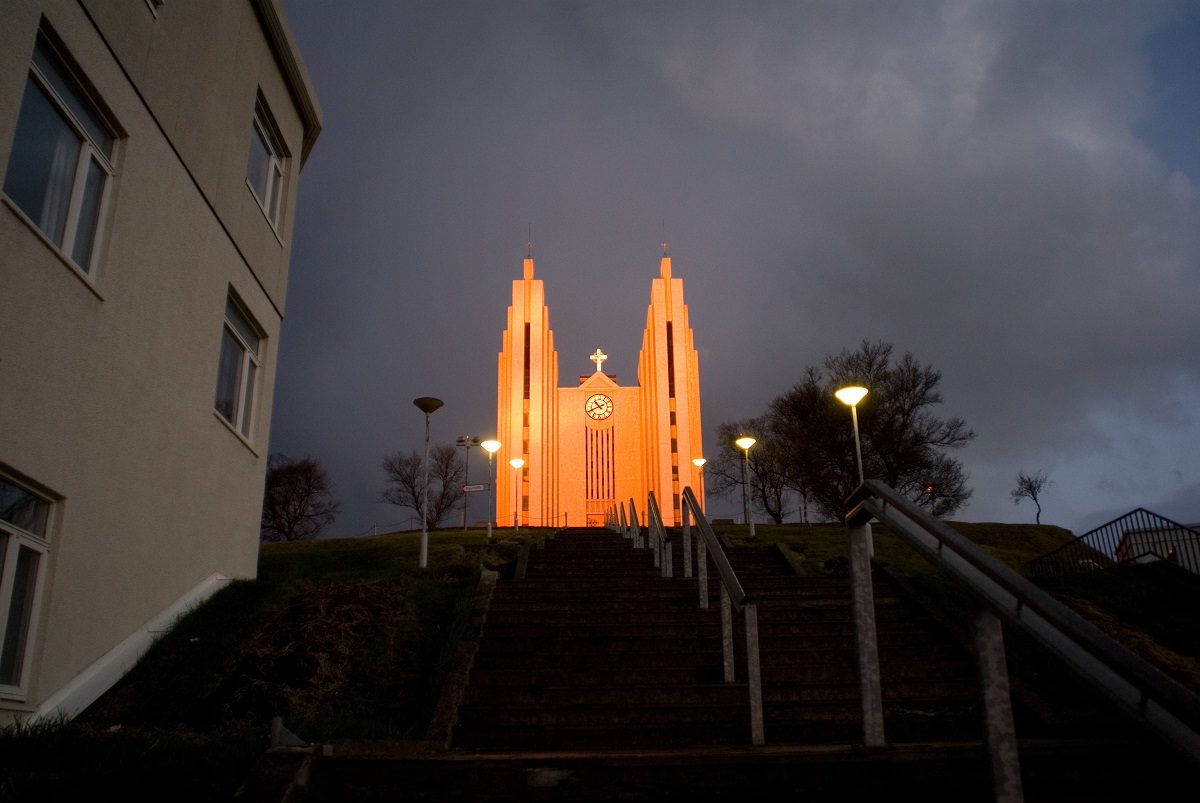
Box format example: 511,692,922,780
666,323,676,398
523,324,531,398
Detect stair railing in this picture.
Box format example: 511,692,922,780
627,498,643,548
646,492,673,577
845,480,1200,795
681,486,764,746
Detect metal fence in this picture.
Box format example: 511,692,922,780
1029,508,1200,578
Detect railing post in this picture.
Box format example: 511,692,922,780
663,524,673,578
745,602,764,745
682,502,693,578
697,535,708,609
975,609,1023,803
628,500,640,547
848,519,885,748
721,583,735,683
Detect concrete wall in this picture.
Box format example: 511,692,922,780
0,0,319,717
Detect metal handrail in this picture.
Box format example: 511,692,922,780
680,486,763,746
647,492,673,577
682,487,749,608
846,479,1200,765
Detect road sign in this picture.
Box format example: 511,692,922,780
463,484,489,493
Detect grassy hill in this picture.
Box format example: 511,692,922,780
3,521,1198,800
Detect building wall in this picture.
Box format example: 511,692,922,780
0,0,320,717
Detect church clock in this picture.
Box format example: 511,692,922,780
585,393,613,420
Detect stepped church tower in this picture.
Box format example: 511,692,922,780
495,248,704,527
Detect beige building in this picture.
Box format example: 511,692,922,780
495,250,704,528
0,0,320,720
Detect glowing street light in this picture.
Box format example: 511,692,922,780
836,386,872,556
834,386,869,485
735,436,756,537
481,440,501,539
413,396,444,568
692,457,707,512
509,457,525,530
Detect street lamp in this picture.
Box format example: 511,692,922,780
834,386,869,485
457,435,481,530
735,436,756,537
413,396,444,568
692,457,707,513
509,458,525,530
836,385,871,556
481,440,501,539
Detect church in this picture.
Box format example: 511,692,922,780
494,248,704,528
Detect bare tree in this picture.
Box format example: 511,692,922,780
1011,469,1052,524
705,418,792,524
762,341,975,521
381,444,465,529
261,454,341,541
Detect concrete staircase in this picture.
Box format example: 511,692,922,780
452,528,749,750
719,544,982,745
253,527,1191,801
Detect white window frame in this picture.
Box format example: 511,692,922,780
0,477,51,702
246,99,285,228
215,296,262,440
1,34,116,278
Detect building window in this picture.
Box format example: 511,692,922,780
2,34,115,275
0,475,50,698
246,99,284,226
214,297,261,438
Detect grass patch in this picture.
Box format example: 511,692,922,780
0,529,531,801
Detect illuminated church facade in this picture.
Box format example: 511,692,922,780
495,250,704,528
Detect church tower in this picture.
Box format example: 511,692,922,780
637,251,704,523
495,248,703,527
495,254,559,527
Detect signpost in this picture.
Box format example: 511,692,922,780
463,484,489,493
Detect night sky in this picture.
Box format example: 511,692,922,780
271,1,1200,536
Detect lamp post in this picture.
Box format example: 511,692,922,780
835,385,871,556
735,436,756,537
834,386,869,485
509,458,525,530
413,396,444,568
692,457,707,513
457,435,480,530
481,440,501,539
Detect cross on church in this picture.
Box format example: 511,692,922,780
590,348,608,373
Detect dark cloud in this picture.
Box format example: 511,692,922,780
274,0,1200,536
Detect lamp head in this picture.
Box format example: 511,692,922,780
735,436,756,451
835,386,868,407
692,457,707,468
509,458,525,469
413,396,444,414
481,440,501,454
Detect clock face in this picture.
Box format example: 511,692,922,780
585,393,614,420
